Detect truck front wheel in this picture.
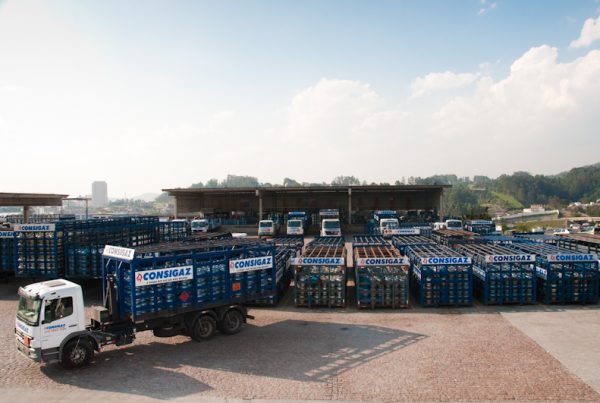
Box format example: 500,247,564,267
191,315,216,341
61,338,93,369
218,309,244,335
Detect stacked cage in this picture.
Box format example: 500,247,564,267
506,243,599,304
407,244,473,307
353,235,410,309
158,221,191,243
431,229,478,247
63,216,160,278
5,214,76,224
456,244,536,305
464,220,495,235
268,235,304,252
14,224,65,278
0,230,15,276
293,236,347,308
392,235,436,255
249,247,295,305
400,222,432,237
102,238,276,320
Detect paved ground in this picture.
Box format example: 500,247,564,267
501,305,600,395
2,277,600,402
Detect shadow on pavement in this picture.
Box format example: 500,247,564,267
40,319,425,399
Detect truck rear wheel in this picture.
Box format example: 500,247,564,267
153,325,180,338
218,309,244,335
61,338,93,369
191,315,216,341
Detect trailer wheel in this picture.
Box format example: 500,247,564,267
218,309,244,335
191,315,216,341
153,325,180,338
61,338,93,369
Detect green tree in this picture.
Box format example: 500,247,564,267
331,175,361,186
283,178,302,187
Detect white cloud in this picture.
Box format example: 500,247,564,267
478,2,497,15
410,72,479,98
570,15,600,48
273,45,600,182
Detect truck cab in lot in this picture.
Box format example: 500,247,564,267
373,210,401,238
320,219,342,237
286,219,304,235
191,218,209,232
286,211,308,236
16,280,86,366
319,209,341,237
258,219,278,238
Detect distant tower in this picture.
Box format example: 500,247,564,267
92,181,108,207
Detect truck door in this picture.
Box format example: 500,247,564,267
39,296,79,361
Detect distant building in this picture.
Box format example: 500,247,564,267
92,181,108,207
523,204,545,213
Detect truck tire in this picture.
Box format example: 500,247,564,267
61,338,93,369
218,309,244,335
191,315,216,341
152,325,180,338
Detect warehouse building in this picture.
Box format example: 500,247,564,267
163,185,449,229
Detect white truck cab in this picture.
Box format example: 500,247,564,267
445,219,463,230
258,220,277,238
379,218,400,238
191,219,209,233
320,219,342,237
15,279,87,367
286,219,304,235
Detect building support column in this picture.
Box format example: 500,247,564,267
173,197,179,219
23,206,30,223
256,190,263,221
348,188,352,225
438,190,444,220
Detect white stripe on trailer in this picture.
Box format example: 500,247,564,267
13,224,55,232
103,245,136,260
0,231,14,238
420,256,471,265
355,257,409,266
290,257,345,266
229,256,273,273
484,254,536,263
546,254,598,262
390,228,420,235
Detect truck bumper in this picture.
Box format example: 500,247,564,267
16,339,42,363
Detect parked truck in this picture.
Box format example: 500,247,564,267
286,211,308,236
191,218,221,233
15,240,276,369
258,219,279,238
319,209,341,237
373,210,402,238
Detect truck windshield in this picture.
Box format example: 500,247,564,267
259,222,273,228
288,220,301,227
17,294,42,326
324,220,340,229
447,220,462,229
382,220,398,228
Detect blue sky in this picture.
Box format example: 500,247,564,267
1,0,600,197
